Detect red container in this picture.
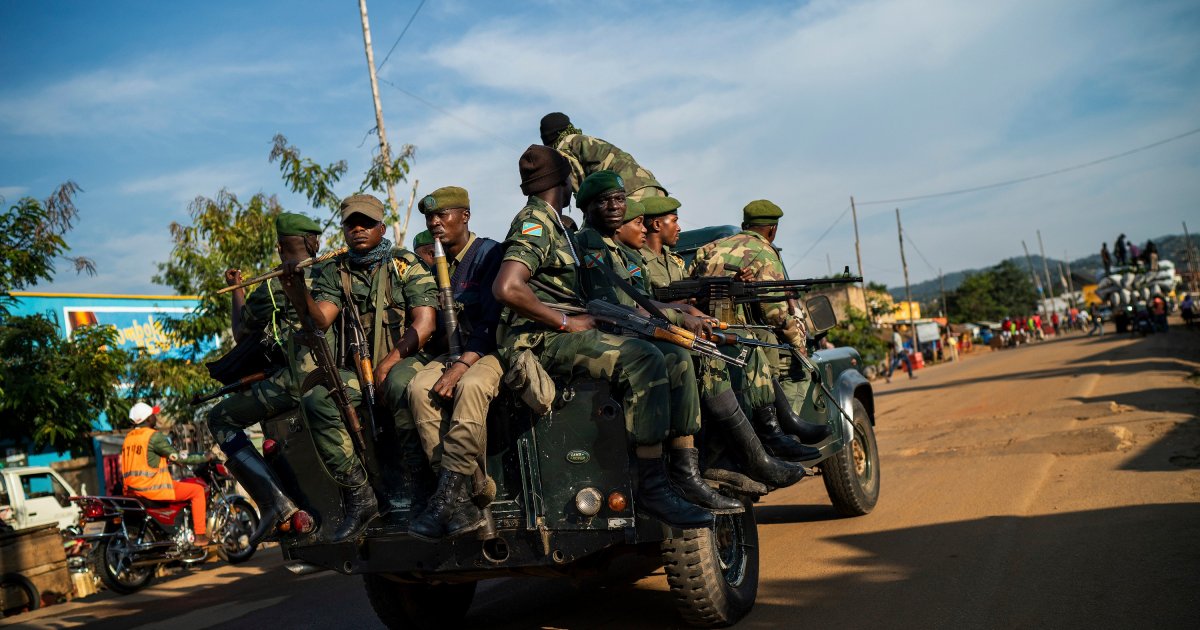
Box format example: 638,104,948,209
912,351,925,370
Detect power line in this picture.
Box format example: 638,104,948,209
377,0,428,72
787,203,851,269
378,78,519,151
904,232,937,276
857,125,1200,206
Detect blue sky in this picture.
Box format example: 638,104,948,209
2,0,1198,294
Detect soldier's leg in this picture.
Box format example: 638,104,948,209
207,374,297,446
648,341,701,438
299,369,363,478
407,357,450,469
442,354,503,477
382,353,436,433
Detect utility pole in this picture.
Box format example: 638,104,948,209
896,208,917,351
1036,229,1056,315
1184,221,1199,296
1063,251,1077,307
826,252,833,277
851,196,865,293
938,268,947,319
394,179,419,246
1023,240,1050,316
357,0,401,228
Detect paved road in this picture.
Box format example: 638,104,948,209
7,323,1199,629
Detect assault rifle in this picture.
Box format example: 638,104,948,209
299,322,370,457
551,300,749,367
654,266,862,322
189,372,268,406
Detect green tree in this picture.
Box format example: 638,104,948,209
0,182,94,311
826,305,888,365
946,260,1038,322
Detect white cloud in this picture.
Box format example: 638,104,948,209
0,186,29,200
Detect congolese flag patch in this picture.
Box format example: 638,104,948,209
626,263,642,277
584,253,602,268
521,222,544,237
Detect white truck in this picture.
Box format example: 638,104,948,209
0,466,81,532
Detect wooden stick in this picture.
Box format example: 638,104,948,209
216,247,347,294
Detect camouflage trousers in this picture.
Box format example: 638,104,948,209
299,354,431,478
207,369,299,445
538,329,700,444
407,353,504,476
698,346,774,411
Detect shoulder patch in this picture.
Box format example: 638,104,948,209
626,262,642,277
521,221,544,237
584,252,603,268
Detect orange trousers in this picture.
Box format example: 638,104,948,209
172,480,206,535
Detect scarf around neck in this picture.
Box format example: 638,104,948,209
349,237,393,272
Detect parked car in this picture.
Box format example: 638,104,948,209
0,466,81,531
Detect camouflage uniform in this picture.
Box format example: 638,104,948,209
640,244,688,293
498,197,697,443
553,134,667,201
300,248,439,476
208,273,319,445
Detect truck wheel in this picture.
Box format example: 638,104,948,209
661,496,759,628
0,572,40,617
216,498,259,565
96,535,155,594
362,574,477,630
822,398,880,516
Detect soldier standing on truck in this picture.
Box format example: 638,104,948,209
572,172,808,492
280,193,439,543
405,186,505,542
492,146,715,530
208,212,322,544
691,201,833,449
539,112,668,201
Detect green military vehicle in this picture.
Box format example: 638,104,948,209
261,227,880,628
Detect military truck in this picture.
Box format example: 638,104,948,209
261,228,880,628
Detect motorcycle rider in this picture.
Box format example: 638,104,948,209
121,402,214,545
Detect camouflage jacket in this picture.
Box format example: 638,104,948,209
640,244,687,292
691,230,806,346
311,248,438,367
497,196,583,360
554,133,666,198
575,226,647,306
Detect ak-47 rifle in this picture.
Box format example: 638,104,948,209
216,247,348,295
189,372,269,406
432,239,464,360
551,301,749,367
654,266,863,322
298,321,370,457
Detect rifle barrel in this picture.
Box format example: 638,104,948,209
216,247,348,295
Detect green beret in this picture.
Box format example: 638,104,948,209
743,199,784,226
623,198,645,223
418,186,470,214
641,196,681,218
275,212,322,237
412,230,434,248
576,170,624,210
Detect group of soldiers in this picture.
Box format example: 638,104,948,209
201,112,831,544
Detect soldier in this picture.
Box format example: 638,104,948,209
692,201,833,449
412,229,435,266
572,171,806,493
280,193,439,543
639,196,688,291
208,212,322,544
613,198,649,292
539,112,667,201
405,186,504,541
492,146,715,529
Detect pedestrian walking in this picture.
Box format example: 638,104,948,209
886,328,915,382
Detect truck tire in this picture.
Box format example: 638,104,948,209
216,498,259,565
661,496,759,628
822,398,880,516
96,535,155,594
363,574,477,630
0,572,40,617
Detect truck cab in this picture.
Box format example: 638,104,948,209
0,466,81,531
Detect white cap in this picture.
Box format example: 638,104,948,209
129,402,159,424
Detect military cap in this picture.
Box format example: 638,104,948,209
743,199,784,226
576,170,624,210
340,193,385,222
412,229,434,248
418,186,470,214
519,144,570,195
540,112,571,145
640,196,681,218
275,212,322,237
623,198,645,223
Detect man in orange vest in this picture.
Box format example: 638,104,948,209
121,403,214,545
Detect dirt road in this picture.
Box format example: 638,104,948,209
7,324,1198,629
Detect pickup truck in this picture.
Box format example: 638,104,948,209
0,466,81,531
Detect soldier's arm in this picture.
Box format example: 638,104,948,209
281,260,340,330
494,261,594,332
224,268,247,341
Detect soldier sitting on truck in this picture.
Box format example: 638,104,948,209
540,112,668,202
492,145,715,530
405,186,505,542
573,172,807,493
280,193,440,543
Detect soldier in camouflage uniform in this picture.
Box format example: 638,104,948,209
573,172,805,492
281,193,439,543
639,196,688,292
539,112,668,201
493,147,714,529
691,200,833,450
209,212,322,544
613,198,648,289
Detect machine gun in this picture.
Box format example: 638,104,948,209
432,239,464,360
551,300,749,367
654,266,862,322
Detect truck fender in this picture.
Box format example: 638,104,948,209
833,368,873,444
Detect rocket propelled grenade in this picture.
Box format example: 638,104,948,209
433,239,464,360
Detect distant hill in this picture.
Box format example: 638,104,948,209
889,233,1195,304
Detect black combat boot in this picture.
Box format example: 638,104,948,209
409,469,466,542
636,457,715,530
668,448,744,515
444,478,487,540
224,447,311,545
399,431,436,516
772,378,833,444
329,465,378,544
706,390,808,489
751,405,822,462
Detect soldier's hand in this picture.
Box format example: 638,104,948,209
680,314,713,338
564,314,597,332
677,303,706,318
224,268,243,287
373,359,395,397
433,361,469,399
280,260,304,288
735,266,755,282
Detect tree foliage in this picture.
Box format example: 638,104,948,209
946,260,1038,322
826,305,888,365
0,182,95,311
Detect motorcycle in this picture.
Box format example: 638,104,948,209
70,460,260,594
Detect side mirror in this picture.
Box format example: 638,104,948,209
805,295,837,333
